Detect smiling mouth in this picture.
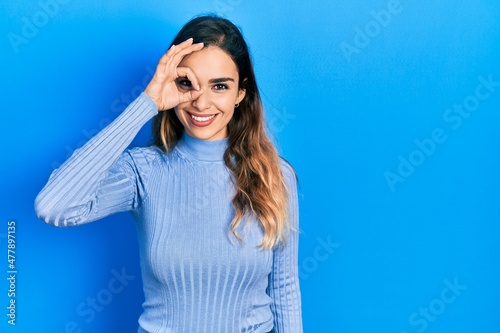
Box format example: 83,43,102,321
187,112,218,127
191,114,215,122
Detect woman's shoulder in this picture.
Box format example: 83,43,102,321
127,145,163,158
121,145,166,170
279,157,298,183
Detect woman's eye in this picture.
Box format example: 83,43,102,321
177,79,192,89
214,84,228,91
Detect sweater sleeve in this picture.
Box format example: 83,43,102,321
268,161,303,332
34,93,158,227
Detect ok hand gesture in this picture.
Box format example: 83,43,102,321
144,38,204,111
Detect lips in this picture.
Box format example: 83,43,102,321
187,112,218,127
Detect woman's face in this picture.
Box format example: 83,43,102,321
174,46,246,141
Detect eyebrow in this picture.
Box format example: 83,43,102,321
209,77,235,84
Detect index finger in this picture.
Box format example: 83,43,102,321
176,66,200,91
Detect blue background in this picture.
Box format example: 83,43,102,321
1,1,500,332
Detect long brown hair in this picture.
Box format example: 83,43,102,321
152,15,290,249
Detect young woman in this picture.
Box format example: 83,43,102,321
35,15,302,333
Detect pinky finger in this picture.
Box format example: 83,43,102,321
159,43,179,65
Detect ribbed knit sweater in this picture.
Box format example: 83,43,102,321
35,93,302,333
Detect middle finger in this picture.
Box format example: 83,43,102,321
167,42,204,70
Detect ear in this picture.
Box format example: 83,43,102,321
236,78,247,104
236,88,246,104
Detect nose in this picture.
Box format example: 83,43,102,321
191,89,211,111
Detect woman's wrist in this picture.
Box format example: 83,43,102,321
143,89,160,111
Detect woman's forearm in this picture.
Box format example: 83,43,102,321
35,93,157,226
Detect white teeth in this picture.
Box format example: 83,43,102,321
191,114,215,122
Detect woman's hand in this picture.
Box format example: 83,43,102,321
144,38,204,111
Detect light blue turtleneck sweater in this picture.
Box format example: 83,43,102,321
35,93,302,333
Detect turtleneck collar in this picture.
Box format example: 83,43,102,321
175,132,229,162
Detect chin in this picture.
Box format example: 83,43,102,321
185,128,226,141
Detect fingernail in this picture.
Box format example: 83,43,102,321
197,84,200,90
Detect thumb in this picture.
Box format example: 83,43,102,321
180,88,203,104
